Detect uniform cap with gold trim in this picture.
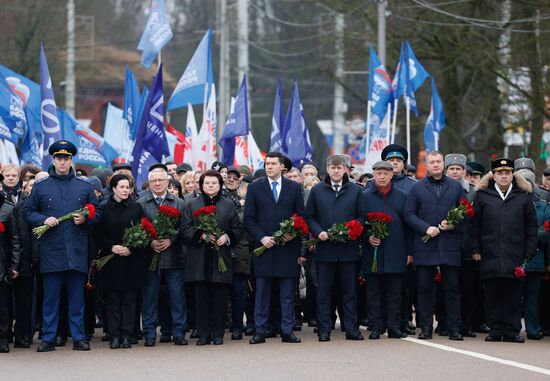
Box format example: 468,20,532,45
48,140,77,157
491,157,514,173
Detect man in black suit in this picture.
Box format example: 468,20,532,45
244,152,306,344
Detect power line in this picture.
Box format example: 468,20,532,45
249,0,335,28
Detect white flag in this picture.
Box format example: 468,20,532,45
247,131,264,173
197,84,217,170
183,103,198,167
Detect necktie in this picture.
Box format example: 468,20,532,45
272,181,279,202
334,184,340,194
155,197,163,205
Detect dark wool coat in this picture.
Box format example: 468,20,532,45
468,172,538,280
95,197,146,290
181,194,242,284
404,175,466,267
305,176,365,263
362,185,408,274
244,177,305,278
137,190,186,270
0,197,21,281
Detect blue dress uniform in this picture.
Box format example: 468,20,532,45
22,141,101,351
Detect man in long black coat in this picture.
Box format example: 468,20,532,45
244,152,305,344
305,155,365,342
469,158,537,343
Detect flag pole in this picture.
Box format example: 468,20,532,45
390,98,398,144
405,96,411,164
365,100,371,167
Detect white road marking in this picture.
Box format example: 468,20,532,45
402,337,550,376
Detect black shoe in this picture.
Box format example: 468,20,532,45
73,340,90,351
401,326,416,335
244,326,255,336
37,342,55,352
346,331,364,341
388,329,407,339
475,324,490,333
144,338,156,347
109,337,121,349
359,318,369,327
14,338,31,348
449,331,463,341
190,329,199,339
462,330,477,338
313,327,319,334
101,334,111,342
55,336,67,347
0,340,9,353
174,336,188,346
159,335,172,343
121,337,132,348
137,332,143,340
231,332,243,340
418,330,432,340
281,333,301,343
438,329,449,337
503,334,524,343
130,337,138,345
212,337,223,345
408,322,416,331
369,330,381,340
293,325,302,331
318,332,330,342
249,334,265,344
485,334,502,342
266,329,277,338
308,319,318,327
196,337,210,346
527,333,544,340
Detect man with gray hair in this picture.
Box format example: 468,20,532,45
137,163,187,346
305,154,365,342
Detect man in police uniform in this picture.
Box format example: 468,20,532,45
465,162,485,186
381,144,416,194
23,141,101,352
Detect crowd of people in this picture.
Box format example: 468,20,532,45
0,139,548,353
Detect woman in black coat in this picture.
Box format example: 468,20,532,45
95,174,146,349
181,170,243,345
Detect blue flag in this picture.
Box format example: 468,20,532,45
219,75,249,166
391,41,429,116
167,29,214,110
40,44,62,169
0,75,27,145
404,41,429,116
133,87,149,141
368,47,393,120
282,80,312,167
0,65,43,165
123,65,141,140
131,64,170,187
269,79,284,152
424,78,445,152
137,0,173,68
58,108,118,167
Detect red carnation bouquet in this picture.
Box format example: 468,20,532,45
193,205,228,273
94,217,157,271
0,222,4,234
253,214,310,256
538,220,550,235
149,205,182,271
367,212,393,272
514,264,526,279
304,219,364,249
422,198,474,243
33,204,96,239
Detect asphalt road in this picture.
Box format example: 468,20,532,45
1,326,550,381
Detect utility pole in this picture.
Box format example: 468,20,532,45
377,0,386,67
237,0,251,128
65,0,76,116
332,13,346,155
218,0,230,142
